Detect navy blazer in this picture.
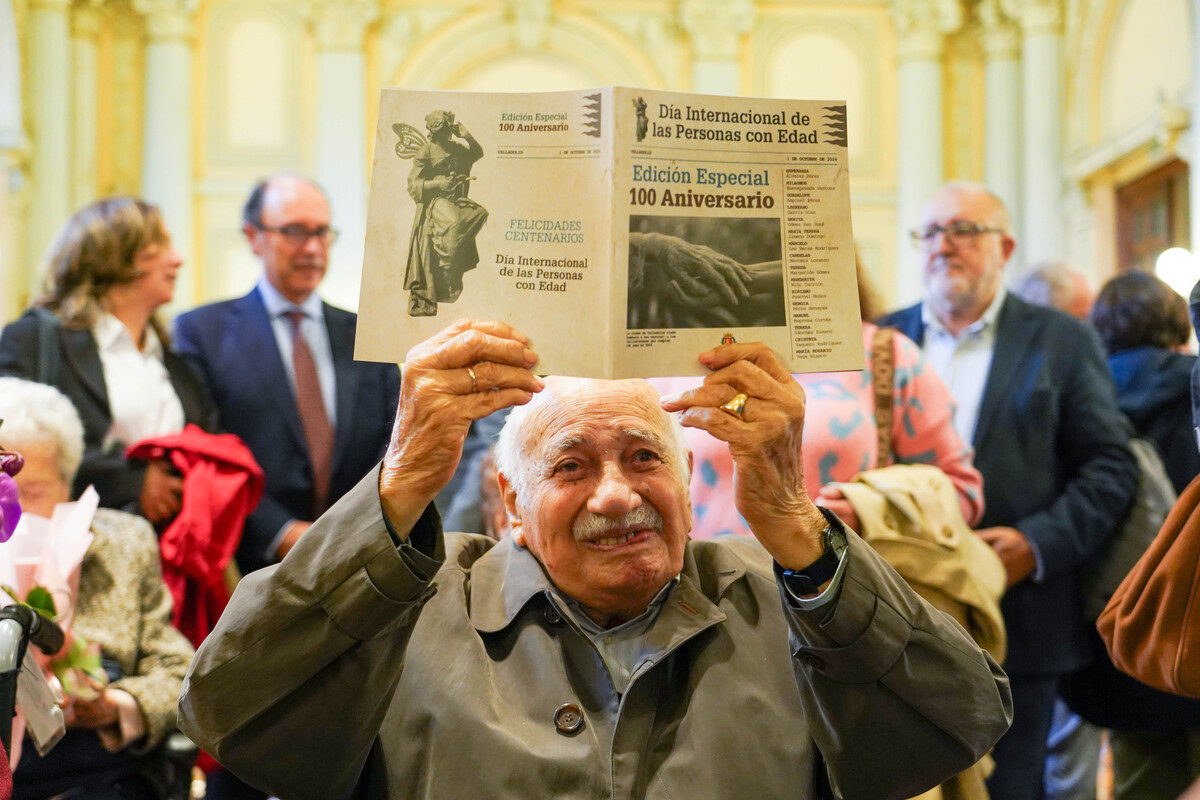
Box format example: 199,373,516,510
0,309,220,509
879,294,1137,674
174,289,399,573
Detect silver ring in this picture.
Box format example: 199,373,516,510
719,392,748,420
467,366,478,393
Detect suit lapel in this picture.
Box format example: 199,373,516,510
326,305,360,478
61,327,110,414
973,296,1038,450
235,290,309,455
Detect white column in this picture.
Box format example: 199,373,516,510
133,0,197,310
979,0,1023,274
71,0,103,209
1010,0,1064,262
309,0,378,312
891,0,962,306
28,0,73,267
1191,0,1200,258
0,0,30,317
678,0,754,95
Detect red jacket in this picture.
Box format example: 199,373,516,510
128,425,263,648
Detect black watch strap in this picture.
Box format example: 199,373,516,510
780,524,841,597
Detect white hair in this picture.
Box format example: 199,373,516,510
493,378,690,507
0,377,86,483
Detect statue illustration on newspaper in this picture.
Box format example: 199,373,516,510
393,110,489,317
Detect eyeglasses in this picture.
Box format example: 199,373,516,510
909,221,1005,250
257,224,339,247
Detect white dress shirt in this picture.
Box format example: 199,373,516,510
256,276,338,428
94,313,186,450
920,288,1008,446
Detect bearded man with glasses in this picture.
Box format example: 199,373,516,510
879,182,1138,800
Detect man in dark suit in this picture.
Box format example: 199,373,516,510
879,182,1137,800
175,175,398,576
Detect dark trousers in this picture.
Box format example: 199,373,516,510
987,673,1061,800
205,768,269,800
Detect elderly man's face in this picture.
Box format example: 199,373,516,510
502,379,692,626
920,186,1015,325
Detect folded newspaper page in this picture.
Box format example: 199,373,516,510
357,86,864,378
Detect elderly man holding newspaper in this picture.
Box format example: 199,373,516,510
180,319,1011,800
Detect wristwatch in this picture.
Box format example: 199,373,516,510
780,520,848,599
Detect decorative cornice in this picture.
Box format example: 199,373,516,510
509,0,552,50
999,0,1062,37
890,0,963,61
71,0,105,39
131,0,199,42
29,0,72,12
977,0,1020,58
305,0,380,50
678,0,754,61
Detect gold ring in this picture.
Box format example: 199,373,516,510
467,366,478,393
719,392,748,419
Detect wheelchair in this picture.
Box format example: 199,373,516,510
0,605,199,800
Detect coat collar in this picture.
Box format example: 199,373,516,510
466,536,751,637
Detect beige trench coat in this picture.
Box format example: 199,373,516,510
179,467,1011,800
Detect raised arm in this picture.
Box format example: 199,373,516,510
178,320,541,797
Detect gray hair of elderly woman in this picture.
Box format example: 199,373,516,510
1091,271,1191,354
0,377,86,483
493,378,691,507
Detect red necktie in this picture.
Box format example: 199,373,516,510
284,311,333,515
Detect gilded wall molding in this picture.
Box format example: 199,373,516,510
304,0,380,50
890,0,963,60
677,0,753,61
508,0,551,50
977,0,1021,57
131,0,199,42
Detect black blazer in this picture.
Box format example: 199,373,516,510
174,289,399,573
0,309,220,509
879,294,1138,674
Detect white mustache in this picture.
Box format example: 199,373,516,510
573,505,663,542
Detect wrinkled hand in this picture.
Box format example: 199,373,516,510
661,342,826,570
631,232,752,309
64,679,118,731
140,458,182,524
977,526,1036,587
380,320,543,536
815,486,860,533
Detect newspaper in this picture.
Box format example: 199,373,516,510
357,87,864,378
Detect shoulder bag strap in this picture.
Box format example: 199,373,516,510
872,326,894,469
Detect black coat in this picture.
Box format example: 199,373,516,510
0,309,220,509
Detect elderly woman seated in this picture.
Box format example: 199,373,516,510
0,377,194,800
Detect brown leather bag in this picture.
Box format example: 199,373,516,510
1097,471,1200,698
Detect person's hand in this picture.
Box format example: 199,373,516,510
630,232,753,310
816,485,860,533
977,526,1036,587
425,175,454,193
661,342,826,570
140,458,182,524
380,320,543,536
276,520,312,558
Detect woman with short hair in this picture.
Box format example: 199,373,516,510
0,376,194,800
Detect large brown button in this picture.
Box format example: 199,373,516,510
554,703,584,735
